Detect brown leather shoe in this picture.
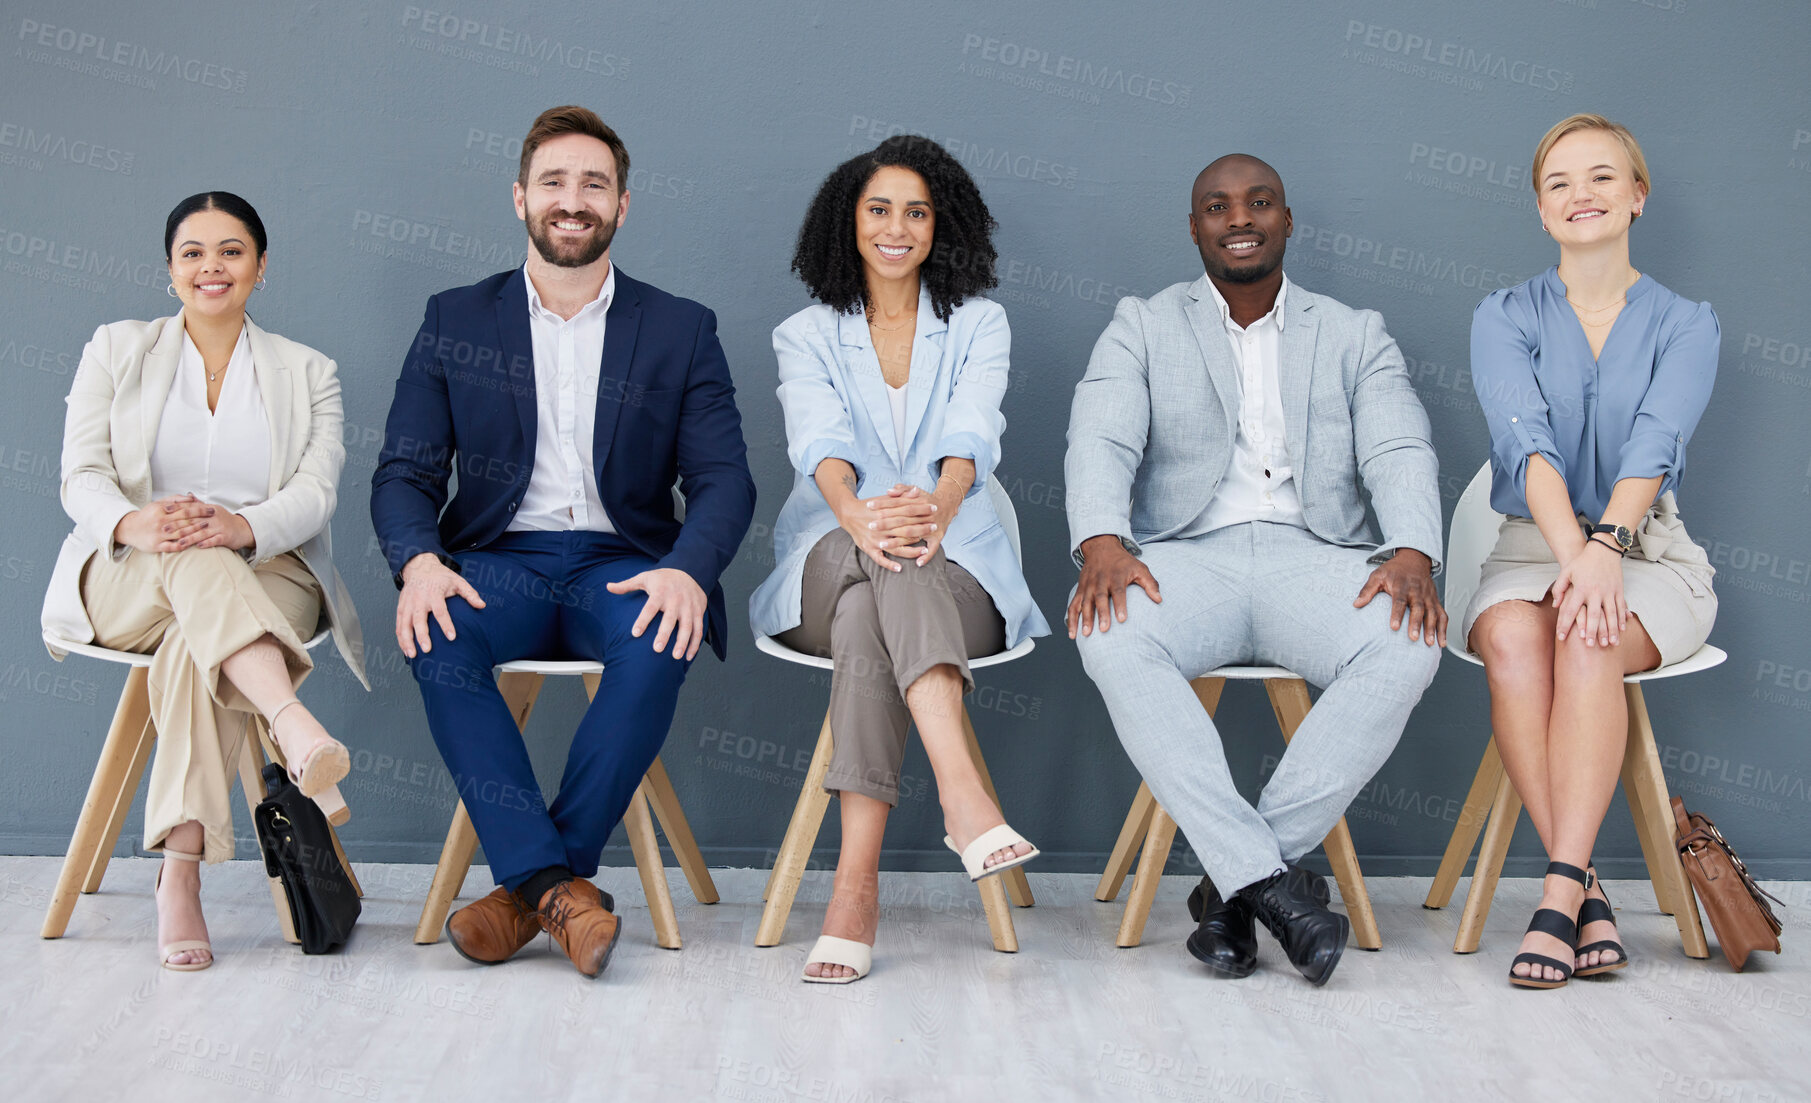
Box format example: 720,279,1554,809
536,879,621,978
446,887,541,965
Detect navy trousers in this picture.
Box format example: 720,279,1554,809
409,531,693,891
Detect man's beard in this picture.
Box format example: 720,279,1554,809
1204,253,1278,285
528,209,615,268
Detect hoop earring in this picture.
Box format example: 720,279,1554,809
166,283,179,298
255,277,267,290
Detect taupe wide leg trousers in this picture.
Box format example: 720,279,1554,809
776,529,1005,806
81,547,321,863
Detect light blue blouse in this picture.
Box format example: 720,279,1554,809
747,291,1051,649
1470,266,1719,519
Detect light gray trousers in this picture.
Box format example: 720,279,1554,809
1075,522,1440,895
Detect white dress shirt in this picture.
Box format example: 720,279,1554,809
885,381,908,458
1191,275,1307,534
148,329,272,514
512,264,617,533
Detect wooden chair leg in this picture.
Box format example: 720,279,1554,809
755,712,835,947
1624,685,1709,959
642,756,719,905
958,708,1033,908
1096,782,1156,902
624,783,681,949
416,672,541,945
81,691,157,895
1425,738,1504,909
236,717,298,944
1266,678,1380,950
1454,772,1522,954
1619,730,1677,916
1116,804,1178,948
42,668,153,939
414,801,479,944
979,869,1019,952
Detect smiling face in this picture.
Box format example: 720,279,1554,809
167,207,265,320
854,165,935,289
1537,128,1646,247
1189,157,1292,284
513,132,627,269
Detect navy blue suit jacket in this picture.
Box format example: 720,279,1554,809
370,267,756,659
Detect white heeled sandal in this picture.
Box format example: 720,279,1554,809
944,824,1040,882
155,847,212,972
802,935,872,984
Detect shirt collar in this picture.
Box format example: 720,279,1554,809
1204,273,1288,333
524,262,615,324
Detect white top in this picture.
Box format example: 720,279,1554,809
1193,275,1307,534
512,263,617,533
885,381,908,459
148,329,272,516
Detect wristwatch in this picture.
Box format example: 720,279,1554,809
1587,522,1635,553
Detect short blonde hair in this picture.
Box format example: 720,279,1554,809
1532,114,1650,210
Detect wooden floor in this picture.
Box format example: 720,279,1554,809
3,857,1805,1102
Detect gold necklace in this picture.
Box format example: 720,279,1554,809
866,313,912,333
1565,295,1625,319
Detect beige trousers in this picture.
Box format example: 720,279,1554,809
81,547,321,863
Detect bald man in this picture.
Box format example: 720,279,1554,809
1065,155,1445,986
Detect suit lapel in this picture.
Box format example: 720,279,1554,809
495,269,538,456
1182,278,1240,444
593,269,641,470
133,313,186,497
1280,297,1319,475
836,308,900,470
899,288,946,471
242,316,293,498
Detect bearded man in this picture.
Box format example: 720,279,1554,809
371,105,755,978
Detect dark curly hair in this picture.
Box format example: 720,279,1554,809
790,136,998,322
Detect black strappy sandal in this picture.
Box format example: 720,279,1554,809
1574,865,1628,977
1509,861,1590,990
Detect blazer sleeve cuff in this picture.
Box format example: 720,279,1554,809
1368,540,1444,576
1069,527,1141,570
798,438,864,486
930,432,996,497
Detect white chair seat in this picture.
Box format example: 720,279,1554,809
754,633,1035,672
1447,637,1726,682
44,628,331,667
1201,664,1298,681
494,658,606,676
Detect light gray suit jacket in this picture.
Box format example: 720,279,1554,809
1065,275,1441,570
42,312,368,687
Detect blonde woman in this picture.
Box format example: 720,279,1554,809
1465,117,1718,989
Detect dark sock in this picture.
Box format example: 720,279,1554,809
517,866,576,908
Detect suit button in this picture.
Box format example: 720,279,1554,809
508,502,517,511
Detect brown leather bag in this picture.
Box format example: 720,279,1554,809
1671,797,1783,971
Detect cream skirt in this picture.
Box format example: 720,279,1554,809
1460,493,1717,667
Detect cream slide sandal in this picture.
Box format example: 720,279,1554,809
801,935,873,984
944,824,1040,882
155,848,212,972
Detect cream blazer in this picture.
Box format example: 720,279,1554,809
41,311,369,687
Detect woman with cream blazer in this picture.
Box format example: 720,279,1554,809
41,192,365,971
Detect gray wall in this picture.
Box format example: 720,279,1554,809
3,0,1806,880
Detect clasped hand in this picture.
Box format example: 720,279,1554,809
113,493,254,554
838,484,950,571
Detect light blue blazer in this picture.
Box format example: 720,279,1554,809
748,291,1050,649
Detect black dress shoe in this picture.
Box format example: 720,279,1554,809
1184,876,1258,978
1237,867,1349,986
